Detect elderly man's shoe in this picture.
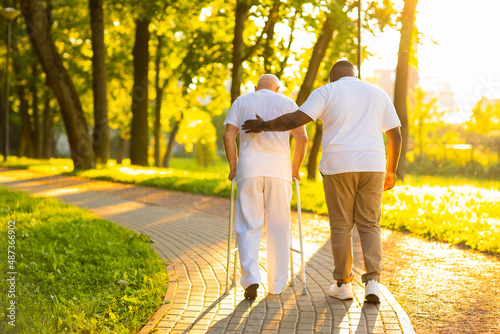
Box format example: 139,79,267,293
244,283,259,299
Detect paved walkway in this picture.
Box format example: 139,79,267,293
0,168,415,334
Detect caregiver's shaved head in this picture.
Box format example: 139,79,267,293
256,74,280,92
330,60,356,82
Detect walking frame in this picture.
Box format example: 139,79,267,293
224,177,307,295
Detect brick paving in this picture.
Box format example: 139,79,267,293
0,168,415,334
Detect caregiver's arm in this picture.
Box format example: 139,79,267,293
384,126,402,191
241,110,313,133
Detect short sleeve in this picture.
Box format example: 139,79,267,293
382,93,401,132
224,98,240,127
298,86,328,121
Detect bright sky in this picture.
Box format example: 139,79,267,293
363,0,500,122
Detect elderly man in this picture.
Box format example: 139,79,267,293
223,74,308,299
242,61,402,303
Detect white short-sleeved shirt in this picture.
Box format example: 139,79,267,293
299,77,401,175
224,89,298,183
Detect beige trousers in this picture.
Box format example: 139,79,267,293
322,172,385,284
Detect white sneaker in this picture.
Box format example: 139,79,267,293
329,281,354,300
364,280,380,303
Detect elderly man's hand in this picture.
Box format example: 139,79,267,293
242,114,264,133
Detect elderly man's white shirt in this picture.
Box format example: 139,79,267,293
224,89,298,183
299,77,401,175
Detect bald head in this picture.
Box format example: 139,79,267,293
256,74,280,92
329,60,356,82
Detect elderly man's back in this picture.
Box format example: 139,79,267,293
226,89,298,182
222,74,308,299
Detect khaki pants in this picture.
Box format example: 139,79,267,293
322,172,385,284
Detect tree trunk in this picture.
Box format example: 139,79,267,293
21,0,94,169
0,69,3,154
89,0,109,165
262,0,281,73
31,61,42,158
230,0,252,103
116,132,128,164
307,121,323,180
42,89,54,159
393,0,418,179
12,13,35,158
17,84,34,158
154,35,165,167
129,18,150,166
295,11,336,106
163,116,182,168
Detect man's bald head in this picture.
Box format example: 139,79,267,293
256,74,280,92
329,60,356,82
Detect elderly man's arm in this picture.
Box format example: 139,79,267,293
291,126,308,182
223,124,239,180
242,110,313,133
384,126,402,191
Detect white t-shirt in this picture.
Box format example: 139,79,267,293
299,77,401,175
224,89,298,183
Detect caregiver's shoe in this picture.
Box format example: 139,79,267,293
244,283,259,299
364,280,380,303
329,281,353,300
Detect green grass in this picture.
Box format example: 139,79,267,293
1,156,500,254
0,187,168,333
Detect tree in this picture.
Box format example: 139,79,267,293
230,0,281,103
159,0,232,167
21,0,95,169
467,97,500,158
393,0,418,179
129,18,150,166
89,0,109,164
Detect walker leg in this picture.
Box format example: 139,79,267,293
225,179,236,294
232,241,238,286
294,178,307,295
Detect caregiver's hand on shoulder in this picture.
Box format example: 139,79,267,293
242,114,264,133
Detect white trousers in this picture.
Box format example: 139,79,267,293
234,177,292,294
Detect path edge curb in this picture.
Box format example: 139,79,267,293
380,283,416,334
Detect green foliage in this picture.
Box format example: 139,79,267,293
0,187,168,333
467,97,500,134
406,88,500,177
381,175,500,254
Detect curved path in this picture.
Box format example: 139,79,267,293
0,167,415,334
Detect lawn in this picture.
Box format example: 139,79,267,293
1,156,499,254
0,186,168,333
